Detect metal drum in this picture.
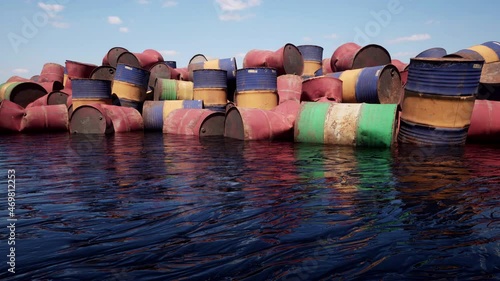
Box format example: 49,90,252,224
163,108,225,137
69,103,114,134
193,69,227,107
21,104,69,132
65,60,98,88
100,104,144,132
112,64,150,112
235,67,278,110
154,78,193,101
0,82,47,108
297,45,323,77
103,47,128,68
39,62,65,83
90,66,116,81
277,74,302,103
301,76,342,102
0,100,25,133
331,42,391,72
467,100,500,143
71,79,112,110
117,50,164,70
148,62,173,89
243,43,304,75
142,100,203,131
26,91,69,108
416,47,447,58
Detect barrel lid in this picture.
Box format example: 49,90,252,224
47,91,69,106
199,111,225,137
377,64,402,104
106,47,129,68
70,104,113,134
116,52,141,69
90,66,116,81
189,54,208,64
224,107,245,140
283,43,304,75
353,44,391,70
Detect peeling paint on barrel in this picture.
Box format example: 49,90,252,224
163,108,225,137
301,76,343,102
39,63,65,83
277,74,302,103
100,104,144,132
0,100,25,133
331,42,391,72
21,104,69,132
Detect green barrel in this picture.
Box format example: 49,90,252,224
294,102,330,143
356,103,398,147
155,78,177,100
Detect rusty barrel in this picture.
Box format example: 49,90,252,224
399,57,484,145
390,59,408,72
117,50,164,70
37,81,64,94
6,76,30,83
163,108,225,137
450,41,500,64
71,79,112,110
39,62,65,83
294,102,398,147
297,45,323,77
467,100,500,142
103,47,128,68
235,67,278,110
0,100,25,133
69,104,114,134
0,82,47,108
416,47,447,58
142,100,203,131
193,69,227,107
243,43,304,75
277,74,302,103
21,104,69,132
328,64,402,103
90,66,116,81
321,58,333,74
26,91,69,108
65,60,98,85
301,76,342,102
171,67,189,81
154,78,193,101
331,42,391,72
112,63,150,112
149,62,173,89
224,106,294,141
100,104,144,132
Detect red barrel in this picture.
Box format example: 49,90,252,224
467,100,500,142
277,74,302,103
103,47,128,67
163,108,225,137
322,58,334,74
26,91,69,108
301,76,343,102
0,100,25,133
65,60,98,88
21,104,69,132
100,104,144,132
69,104,114,134
0,82,48,108
7,76,31,82
117,50,164,70
391,59,408,72
271,99,301,126
331,42,391,72
37,81,64,94
39,63,65,83
243,43,304,75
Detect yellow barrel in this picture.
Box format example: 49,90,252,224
303,61,322,77
235,90,279,111
331,68,363,103
468,45,499,63
235,68,278,110
193,88,227,106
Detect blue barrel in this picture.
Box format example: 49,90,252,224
447,49,485,61
193,69,227,89
205,105,226,113
482,41,500,56
405,58,484,96
398,119,469,146
114,64,150,88
165,61,177,68
416,47,447,58
328,72,341,79
297,45,323,62
218,58,237,81
236,68,277,92
314,68,323,76
355,66,382,104
142,101,164,131
72,79,111,99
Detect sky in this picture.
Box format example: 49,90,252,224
1,0,499,82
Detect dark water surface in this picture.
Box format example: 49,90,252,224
0,132,499,280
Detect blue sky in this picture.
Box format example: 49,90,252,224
1,0,499,82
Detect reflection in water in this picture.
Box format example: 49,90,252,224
0,134,498,280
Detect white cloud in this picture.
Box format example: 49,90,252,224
163,0,178,7
215,0,261,11
51,21,70,28
303,37,312,42
324,33,338,39
388,33,431,44
38,2,64,17
137,0,150,4
160,50,179,57
119,27,129,33
108,16,123,25
13,68,29,74
219,13,254,21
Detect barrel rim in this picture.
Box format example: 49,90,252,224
65,59,98,67
236,67,278,72
415,47,447,58
409,57,485,63
354,43,391,62
189,53,208,64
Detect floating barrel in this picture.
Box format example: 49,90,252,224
142,100,203,131
294,102,398,147
163,108,225,137
193,69,227,107
328,64,402,103
0,100,25,133
117,50,164,70
277,74,302,103
235,67,278,110
0,82,47,108
21,104,69,132
467,100,500,142
398,119,469,146
243,43,304,75
148,62,173,89
102,47,128,67
154,78,194,101
69,104,114,134
301,76,342,102
331,42,391,72
224,106,295,141
416,47,447,58
71,79,112,110
405,58,484,96
112,64,150,111
39,63,65,83
100,104,144,132
26,91,69,108
297,45,323,77
90,66,115,81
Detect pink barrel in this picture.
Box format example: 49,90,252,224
37,81,64,94
100,104,144,132
102,47,128,68
21,104,69,132
467,100,500,142
26,91,69,108
301,76,343,102
39,63,65,83
331,42,391,72
6,76,31,82
243,43,304,75
117,50,164,70
391,59,408,72
277,74,302,103
271,99,301,126
322,58,334,74
163,108,225,136
0,100,25,133
65,60,98,88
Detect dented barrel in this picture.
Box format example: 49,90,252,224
39,63,65,83
301,76,342,102
0,82,47,108
163,108,225,137
331,43,391,72
243,43,304,75
65,60,98,88
69,104,114,134
193,69,227,107
0,100,25,133
71,79,112,110
277,74,302,103
100,104,144,132
142,100,203,131
112,63,150,111
236,67,278,110
117,50,164,70
21,104,69,132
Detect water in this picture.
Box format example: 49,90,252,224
0,132,499,280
